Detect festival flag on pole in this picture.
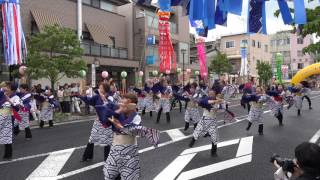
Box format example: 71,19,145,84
248,0,266,34
215,0,228,26
277,0,293,25
1,0,27,65
293,0,306,24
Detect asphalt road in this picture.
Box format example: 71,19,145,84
0,93,320,180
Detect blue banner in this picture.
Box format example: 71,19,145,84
294,0,307,24
248,0,266,34
147,35,156,45
277,0,293,25
226,0,243,15
158,0,172,12
215,0,228,26
146,56,156,65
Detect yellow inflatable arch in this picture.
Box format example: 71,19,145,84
291,63,320,85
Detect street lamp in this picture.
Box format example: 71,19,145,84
181,49,187,86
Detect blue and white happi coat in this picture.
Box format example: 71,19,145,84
103,112,159,180
184,93,201,124
193,98,220,145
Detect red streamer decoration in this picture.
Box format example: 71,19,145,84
196,39,208,79
158,12,176,73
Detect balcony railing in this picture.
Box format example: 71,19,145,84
146,15,178,34
81,43,128,59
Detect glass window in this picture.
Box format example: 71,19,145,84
226,41,235,48
297,37,304,44
252,40,255,47
257,41,261,48
305,59,308,62
287,38,290,45
100,0,114,11
293,59,296,62
297,50,303,57
298,63,304,69
241,40,248,46
264,45,268,52
83,0,91,5
91,0,100,8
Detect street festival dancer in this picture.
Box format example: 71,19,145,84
189,89,223,156
244,86,267,135
142,80,156,117
183,82,201,131
94,93,159,180
37,89,58,128
0,82,22,159
266,85,287,126
154,78,172,124
14,84,32,139
80,82,114,162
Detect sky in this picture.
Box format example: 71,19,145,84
190,0,319,41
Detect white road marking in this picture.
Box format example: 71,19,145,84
30,118,95,130
0,145,86,165
236,136,253,157
181,139,240,156
309,129,320,143
154,153,197,180
4,94,320,178
26,148,75,180
166,129,185,140
176,155,252,180
156,137,253,180
56,162,105,180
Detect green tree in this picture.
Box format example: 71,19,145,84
208,52,232,76
275,1,319,61
256,61,273,86
27,25,86,91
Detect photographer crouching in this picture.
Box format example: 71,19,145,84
271,142,320,180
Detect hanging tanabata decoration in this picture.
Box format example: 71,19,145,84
1,0,27,65
248,0,267,34
158,0,176,73
276,53,283,84
196,38,208,79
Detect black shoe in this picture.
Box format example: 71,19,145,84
184,122,190,131
277,113,283,126
166,112,170,123
25,127,32,139
309,106,312,110
104,145,111,161
156,109,162,124
246,122,252,131
39,120,44,128
297,110,301,116
150,111,153,117
189,138,196,147
211,143,217,156
82,143,94,162
49,120,54,128
258,124,264,135
194,123,198,130
3,144,12,160
13,126,20,136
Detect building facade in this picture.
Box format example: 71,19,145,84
119,3,191,80
1,0,139,88
270,31,314,78
219,33,271,78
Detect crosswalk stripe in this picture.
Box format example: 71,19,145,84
309,129,320,144
236,136,253,157
176,155,252,180
26,148,75,180
166,129,185,140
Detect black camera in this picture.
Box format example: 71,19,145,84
270,154,296,173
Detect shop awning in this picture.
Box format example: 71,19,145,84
31,9,62,32
86,23,113,45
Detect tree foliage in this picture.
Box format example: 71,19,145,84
208,52,232,76
256,61,273,86
275,1,320,61
27,25,86,90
